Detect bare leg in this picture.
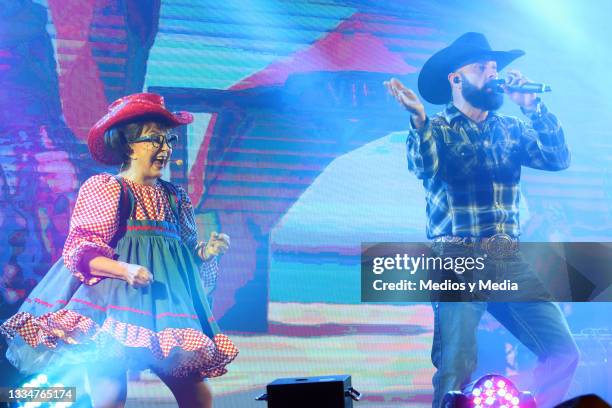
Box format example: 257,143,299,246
86,365,127,408
155,370,213,408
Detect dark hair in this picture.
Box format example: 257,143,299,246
103,117,170,169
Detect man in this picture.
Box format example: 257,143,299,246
385,32,579,408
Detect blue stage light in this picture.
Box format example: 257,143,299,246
17,374,73,408
442,374,536,408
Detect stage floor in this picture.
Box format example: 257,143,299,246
121,302,609,407
125,302,435,407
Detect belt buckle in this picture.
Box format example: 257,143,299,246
482,233,517,259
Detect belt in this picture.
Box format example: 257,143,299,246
433,233,519,259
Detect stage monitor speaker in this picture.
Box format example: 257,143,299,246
257,374,361,408
554,394,610,407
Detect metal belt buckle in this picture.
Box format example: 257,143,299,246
482,233,518,259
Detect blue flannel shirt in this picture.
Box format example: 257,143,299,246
407,102,570,239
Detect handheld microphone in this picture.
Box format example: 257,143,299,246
173,159,184,166
491,78,551,93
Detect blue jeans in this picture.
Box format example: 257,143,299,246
430,247,579,408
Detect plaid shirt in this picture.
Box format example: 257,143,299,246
407,102,570,239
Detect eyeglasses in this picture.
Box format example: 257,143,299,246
130,132,179,149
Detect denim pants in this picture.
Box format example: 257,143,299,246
430,246,580,408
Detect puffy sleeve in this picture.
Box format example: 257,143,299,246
175,184,219,289
62,173,121,285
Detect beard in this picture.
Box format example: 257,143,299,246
460,74,504,111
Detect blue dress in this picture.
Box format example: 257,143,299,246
0,175,238,378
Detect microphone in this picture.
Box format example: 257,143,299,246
173,159,184,166
491,78,552,93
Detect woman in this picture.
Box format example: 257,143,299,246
0,93,238,407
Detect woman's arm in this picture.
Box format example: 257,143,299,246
63,174,121,285
62,174,151,287
176,184,230,260
89,256,152,287
175,185,227,289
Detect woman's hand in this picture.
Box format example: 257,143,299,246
118,261,153,288
197,232,230,261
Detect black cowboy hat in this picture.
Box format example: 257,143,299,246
418,32,525,105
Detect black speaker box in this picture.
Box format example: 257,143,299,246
554,394,610,408
264,374,357,408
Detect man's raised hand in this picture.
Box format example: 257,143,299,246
384,78,427,128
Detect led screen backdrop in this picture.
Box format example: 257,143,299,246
1,0,610,406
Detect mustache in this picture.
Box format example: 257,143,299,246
484,79,505,91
